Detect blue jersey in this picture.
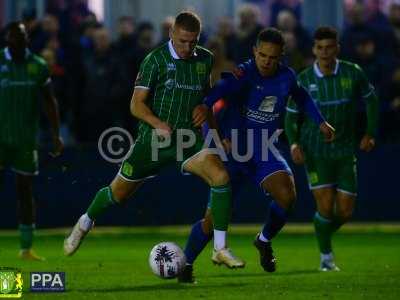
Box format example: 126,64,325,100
204,60,325,186
205,59,324,134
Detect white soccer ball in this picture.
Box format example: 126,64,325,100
149,242,186,279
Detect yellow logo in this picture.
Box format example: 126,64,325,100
0,268,23,298
196,63,206,75
122,162,133,177
27,64,38,76
340,78,352,91
309,172,319,185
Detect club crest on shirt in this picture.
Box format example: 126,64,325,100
196,63,206,75
27,63,38,75
341,78,352,90
258,96,277,113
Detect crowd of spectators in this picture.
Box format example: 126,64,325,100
1,0,399,144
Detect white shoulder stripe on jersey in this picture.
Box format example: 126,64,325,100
135,86,150,90
43,77,52,86
286,107,299,113
362,88,374,98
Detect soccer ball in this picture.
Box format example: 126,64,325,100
149,242,186,279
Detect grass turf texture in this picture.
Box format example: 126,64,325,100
0,224,399,300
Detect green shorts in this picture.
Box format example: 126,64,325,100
305,155,357,195
0,144,39,175
119,132,206,181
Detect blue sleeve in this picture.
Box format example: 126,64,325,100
204,67,248,108
290,74,325,125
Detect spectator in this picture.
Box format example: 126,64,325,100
276,9,312,57
206,37,235,85
234,4,264,63
388,0,400,55
380,64,400,142
113,16,137,59
158,16,174,45
215,17,237,62
282,31,309,72
77,27,119,142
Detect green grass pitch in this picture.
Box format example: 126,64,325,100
1,224,399,300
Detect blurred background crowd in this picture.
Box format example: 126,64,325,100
1,0,399,145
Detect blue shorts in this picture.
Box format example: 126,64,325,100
226,150,292,187
207,150,292,208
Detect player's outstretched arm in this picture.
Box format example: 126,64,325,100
284,111,304,164
42,83,64,157
130,88,172,137
360,92,379,152
203,70,247,108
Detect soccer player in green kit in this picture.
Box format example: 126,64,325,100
285,27,379,271
64,12,244,268
0,22,64,260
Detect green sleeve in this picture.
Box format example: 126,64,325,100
285,97,301,145
135,54,158,89
366,93,379,137
38,59,51,86
355,64,379,137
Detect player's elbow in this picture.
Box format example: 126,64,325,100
130,99,140,118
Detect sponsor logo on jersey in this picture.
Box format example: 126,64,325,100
164,79,175,89
0,79,36,88
258,96,277,113
309,84,318,92
164,79,202,91
196,63,206,75
176,82,202,91
243,107,280,123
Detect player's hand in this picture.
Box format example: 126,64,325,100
319,121,335,143
222,138,232,154
192,104,209,128
359,134,375,152
154,121,172,140
50,135,64,158
290,143,305,165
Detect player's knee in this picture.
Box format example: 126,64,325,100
276,187,296,210
208,168,230,187
110,185,129,204
317,206,334,219
336,208,353,222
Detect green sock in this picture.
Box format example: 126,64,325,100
313,212,334,254
86,187,117,220
331,218,345,234
19,224,34,250
210,184,232,231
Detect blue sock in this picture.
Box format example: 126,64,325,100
184,220,213,265
261,201,288,241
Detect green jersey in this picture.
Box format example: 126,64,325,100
0,48,50,148
287,59,376,158
134,41,213,142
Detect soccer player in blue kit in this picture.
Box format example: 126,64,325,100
178,28,336,283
